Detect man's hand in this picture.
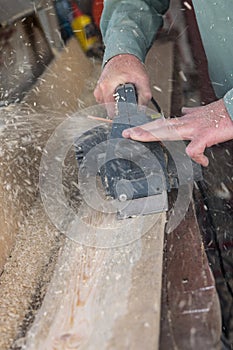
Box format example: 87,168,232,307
122,99,233,167
94,54,152,115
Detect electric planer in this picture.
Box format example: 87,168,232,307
75,83,202,219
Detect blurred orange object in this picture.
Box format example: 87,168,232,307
92,0,103,29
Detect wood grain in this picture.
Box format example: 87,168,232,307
22,41,173,350
24,212,166,350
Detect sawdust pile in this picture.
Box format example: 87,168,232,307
0,41,101,349
0,201,64,350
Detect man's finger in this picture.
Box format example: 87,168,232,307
185,139,209,167
122,119,192,141
94,84,104,104
122,126,161,141
181,106,203,115
137,85,152,106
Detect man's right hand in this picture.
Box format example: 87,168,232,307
122,99,233,167
94,54,152,116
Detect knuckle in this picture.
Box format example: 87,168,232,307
144,91,152,101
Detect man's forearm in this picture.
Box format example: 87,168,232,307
101,0,170,65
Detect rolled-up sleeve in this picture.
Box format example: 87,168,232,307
224,89,233,121
100,0,170,65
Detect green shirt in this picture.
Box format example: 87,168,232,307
101,0,233,120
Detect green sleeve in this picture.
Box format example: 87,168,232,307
100,0,170,65
224,89,233,121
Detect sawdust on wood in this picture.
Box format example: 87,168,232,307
0,200,64,350
0,51,101,349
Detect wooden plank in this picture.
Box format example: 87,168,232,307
23,212,166,349
160,201,222,349
20,40,173,349
23,38,94,113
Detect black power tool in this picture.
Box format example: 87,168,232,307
75,83,202,219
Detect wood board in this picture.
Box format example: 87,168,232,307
160,200,222,349
20,40,174,350
17,43,173,349
23,212,166,350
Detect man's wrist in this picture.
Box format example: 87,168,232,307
102,45,145,69
102,53,144,69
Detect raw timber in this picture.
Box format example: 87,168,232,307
0,36,222,350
